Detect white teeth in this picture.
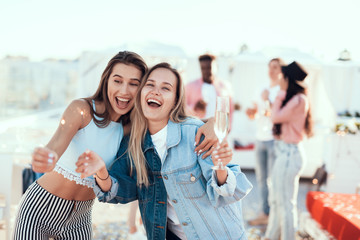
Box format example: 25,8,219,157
147,99,161,105
116,97,130,102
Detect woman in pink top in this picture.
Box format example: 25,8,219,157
264,61,313,240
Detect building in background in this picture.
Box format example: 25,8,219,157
0,56,78,120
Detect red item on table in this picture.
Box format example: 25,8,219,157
307,191,360,240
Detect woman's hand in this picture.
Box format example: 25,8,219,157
246,103,258,120
31,147,58,173
195,117,218,159
211,140,233,186
211,140,233,168
261,89,270,101
75,150,106,179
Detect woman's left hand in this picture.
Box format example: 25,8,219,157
75,150,106,179
211,140,233,168
195,117,218,159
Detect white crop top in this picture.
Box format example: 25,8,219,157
54,100,123,188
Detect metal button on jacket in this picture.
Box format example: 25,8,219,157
190,175,196,182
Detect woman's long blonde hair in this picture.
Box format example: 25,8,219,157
129,62,187,186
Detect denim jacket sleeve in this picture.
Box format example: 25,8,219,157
198,148,253,208
93,136,138,204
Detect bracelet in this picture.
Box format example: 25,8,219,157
95,172,109,181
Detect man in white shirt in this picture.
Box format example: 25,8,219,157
246,58,285,226
185,54,233,122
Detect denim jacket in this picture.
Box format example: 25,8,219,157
94,118,253,240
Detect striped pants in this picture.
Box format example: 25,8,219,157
13,182,94,239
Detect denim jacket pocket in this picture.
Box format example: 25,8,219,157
176,165,206,199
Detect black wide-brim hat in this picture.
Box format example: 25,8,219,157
281,61,308,82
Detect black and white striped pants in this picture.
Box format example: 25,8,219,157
13,181,94,239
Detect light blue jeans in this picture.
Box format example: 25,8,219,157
265,141,305,240
255,140,275,215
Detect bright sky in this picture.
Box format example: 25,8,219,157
1,0,359,61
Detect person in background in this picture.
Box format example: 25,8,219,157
185,54,233,125
193,99,207,119
264,61,313,240
127,200,146,240
246,58,284,226
76,62,253,240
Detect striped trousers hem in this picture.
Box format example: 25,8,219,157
13,181,94,240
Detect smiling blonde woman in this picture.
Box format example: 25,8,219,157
76,62,253,240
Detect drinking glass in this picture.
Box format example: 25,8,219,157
212,96,230,170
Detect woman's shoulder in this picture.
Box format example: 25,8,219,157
64,99,93,128
286,94,308,112
298,93,308,101
68,98,92,111
297,93,309,110
180,117,204,128
289,93,307,105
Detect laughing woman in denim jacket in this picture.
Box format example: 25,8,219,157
76,63,253,240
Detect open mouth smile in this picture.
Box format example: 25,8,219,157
147,98,162,108
115,97,131,109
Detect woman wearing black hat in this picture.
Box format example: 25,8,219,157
264,61,313,240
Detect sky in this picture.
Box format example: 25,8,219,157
1,0,359,61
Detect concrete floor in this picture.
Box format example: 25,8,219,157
241,169,315,238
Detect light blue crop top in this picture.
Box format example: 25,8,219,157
54,100,123,188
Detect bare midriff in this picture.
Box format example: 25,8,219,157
37,171,96,201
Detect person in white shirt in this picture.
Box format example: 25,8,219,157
246,58,285,226
185,54,234,125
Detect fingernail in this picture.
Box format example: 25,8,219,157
194,142,197,146
215,155,219,159
48,159,53,163
213,150,218,154
85,156,89,160
199,150,203,153
84,162,88,166
48,153,54,158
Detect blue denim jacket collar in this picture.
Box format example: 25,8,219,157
143,119,181,153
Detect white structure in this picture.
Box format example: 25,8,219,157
322,60,360,114
0,57,78,120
